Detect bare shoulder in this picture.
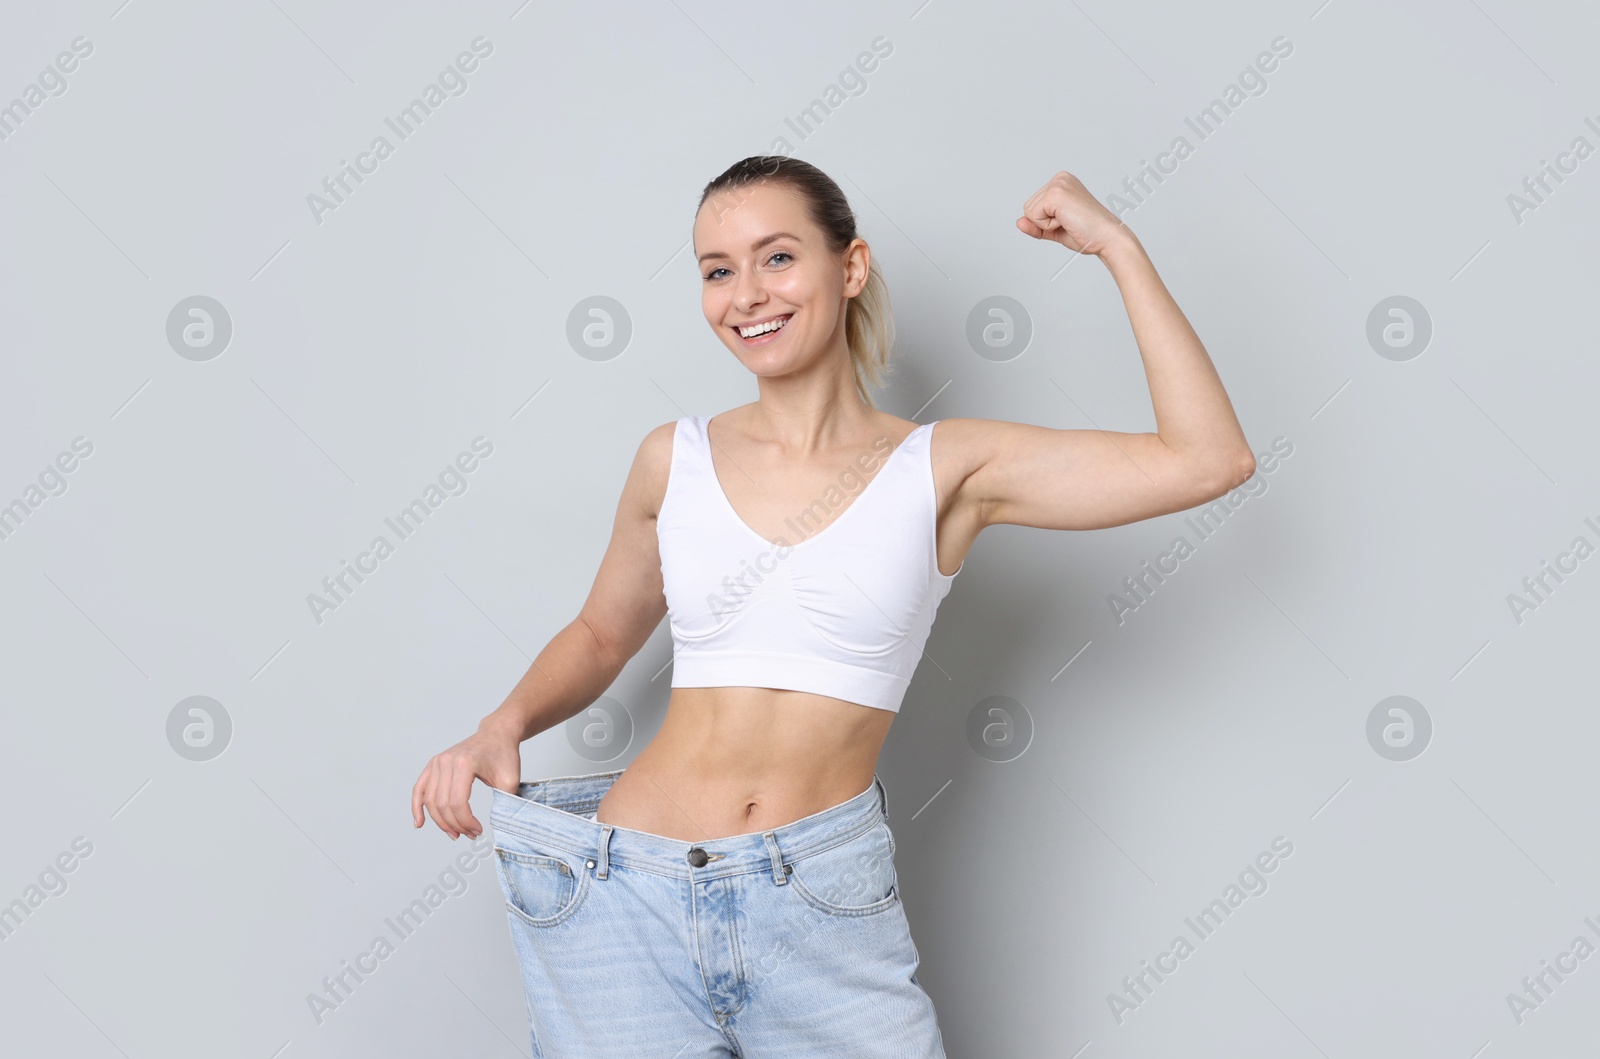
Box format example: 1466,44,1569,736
638,418,679,465
628,419,681,519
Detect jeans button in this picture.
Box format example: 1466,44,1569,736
687,846,708,867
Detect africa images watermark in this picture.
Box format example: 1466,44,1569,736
0,836,95,942
1107,436,1294,626
745,823,899,991
1503,512,1600,626
0,435,94,544
0,35,94,143
1108,835,1295,1024
1505,912,1600,1025
306,834,494,1025
306,35,494,225
701,432,898,626
697,31,894,242
1106,35,1296,219
306,436,494,625
1505,113,1600,226
760,36,894,158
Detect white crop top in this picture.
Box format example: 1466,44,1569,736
656,415,962,713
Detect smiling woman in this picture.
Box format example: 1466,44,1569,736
414,154,1256,1057
694,159,897,410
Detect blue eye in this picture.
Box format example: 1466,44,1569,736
703,251,792,282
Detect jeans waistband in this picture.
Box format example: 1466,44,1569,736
488,767,889,882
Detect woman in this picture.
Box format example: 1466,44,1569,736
412,156,1255,1056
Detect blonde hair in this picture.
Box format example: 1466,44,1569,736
697,156,895,409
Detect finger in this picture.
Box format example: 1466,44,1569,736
440,757,479,840
419,769,453,839
432,759,467,839
1019,195,1059,230
411,764,432,828
451,766,483,839
1017,215,1065,243
1026,174,1070,219
1032,207,1062,231
428,769,465,840
1022,176,1052,216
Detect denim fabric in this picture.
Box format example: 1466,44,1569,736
489,768,946,1058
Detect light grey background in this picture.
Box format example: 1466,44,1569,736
3,0,1597,1055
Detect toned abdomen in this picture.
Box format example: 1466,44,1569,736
593,686,894,841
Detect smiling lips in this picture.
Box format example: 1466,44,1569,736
733,313,793,341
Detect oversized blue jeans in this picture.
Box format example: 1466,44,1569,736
489,768,947,1057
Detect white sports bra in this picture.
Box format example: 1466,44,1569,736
656,415,962,713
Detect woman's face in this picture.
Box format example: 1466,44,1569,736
693,181,865,380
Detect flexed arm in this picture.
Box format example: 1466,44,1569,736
948,171,1256,533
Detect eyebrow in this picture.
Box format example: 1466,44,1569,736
696,231,802,265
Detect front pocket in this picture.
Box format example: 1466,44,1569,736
493,846,588,927
785,818,900,917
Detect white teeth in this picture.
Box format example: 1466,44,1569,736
738,315,790,338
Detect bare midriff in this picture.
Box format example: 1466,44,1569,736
592,686,896,842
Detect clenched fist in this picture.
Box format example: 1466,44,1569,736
1016,170,1126,256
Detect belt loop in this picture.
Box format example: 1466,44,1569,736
762,831,787,885
595,824,614,880
875,774,889,819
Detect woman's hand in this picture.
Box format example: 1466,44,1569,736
411,725,521,840
1016,170,1126,256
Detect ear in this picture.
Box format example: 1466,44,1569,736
842,237,872,295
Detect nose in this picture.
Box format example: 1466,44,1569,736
732,268,766,312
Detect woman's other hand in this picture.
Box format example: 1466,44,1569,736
411,726,521,840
